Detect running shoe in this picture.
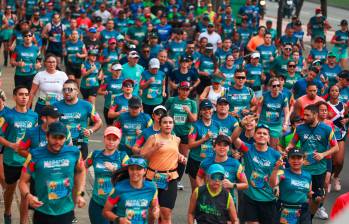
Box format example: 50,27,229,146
315,206,329,220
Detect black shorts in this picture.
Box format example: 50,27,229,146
185,156,201,179
14,75,35,90
0,146,4,154
33,210,74,224
3,163,23,185
72,140,89,160
80,87,98,99
242,194,277,224
157,179,177,209
326,159,332,173
311,172,326,199
178,134,189,144
65,62,82,79
103,107,114,125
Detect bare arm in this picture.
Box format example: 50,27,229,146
187,189,198,224
28,83,39,109
199,86,210,101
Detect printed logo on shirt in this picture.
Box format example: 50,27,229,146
43,159,70,168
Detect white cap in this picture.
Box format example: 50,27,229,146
128,50,139,58
251,52,260,59
153,105,167,113
111,63,123,71
149,58,160,69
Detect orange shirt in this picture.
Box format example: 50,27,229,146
144,134,180,180
247,35,265,52
298,95,324,118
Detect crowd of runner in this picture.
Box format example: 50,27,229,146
0,0,348,223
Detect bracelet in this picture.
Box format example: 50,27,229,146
88,129,94,134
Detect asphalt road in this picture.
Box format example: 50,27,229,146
0,1,348,223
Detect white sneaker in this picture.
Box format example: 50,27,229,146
177,181,184,190
333,177,342,192
315,206,329,220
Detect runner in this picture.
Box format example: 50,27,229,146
103,156,159,224
141,115,186,223
18,122,86,224
0,86,38,224
54,79,102,160
0,90,10,189
86,126,129,224
188,164,240,224
114,96,153,156
286,104,339,221
270,148,312,224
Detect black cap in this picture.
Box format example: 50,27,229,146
128,96,142,108
180,56,190,63
215,134,231,145
199,99,213,110
340,19,348,26
47,122,68,137
40,105,62,118
288,148,304,157
290,114,303,124
338,70,349,79
217,97,229,105
205,43,214,50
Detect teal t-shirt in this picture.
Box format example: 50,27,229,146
26,145,80,215
226,86,255,114
14,44,40,76
102,76,124,109
141,70,165,106
65,40,85,65
0,108,38,167
121,63,144,94
259,91,288,126
81,60,102,89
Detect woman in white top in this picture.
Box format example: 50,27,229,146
28,54,68,114
199,75,226,109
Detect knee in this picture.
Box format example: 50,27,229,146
160,208,172,221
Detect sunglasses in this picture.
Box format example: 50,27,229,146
235,76,246,80
109,42,116,45
24,34,33,38
272,84,281,88
123,84,133,88
210,173,225,181
284,48,292,51
216,142,229,147
143,50,150,53
154,110,166,116
63,87,77,93
288,64,296,68
179,88,190,91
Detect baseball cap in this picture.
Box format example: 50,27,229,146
251,52,260,59
205,43,214,50
47,122,68,137
217,97,229,104
122,79,134,87
199,99,213,110
208,22,214,27
288,148,305,157
149,58,160,69
327,51,336,58
179,81,190,89
111,63,122,71
295,20,302,26
88,27,97,33
211,75,222,83
104,126,122,139
95,16,102,22
256,123,270,132
312,59,322,66
290,114,303,124
180,56,190,63
125,156,148,168
116,34,125,41
207,164,225,176
214,134,231,145
108,38,117,44
340,19,348,26
153,105,167,114
88,49,99,56
80,8,86,14
40,105,62,118
338,70,349,79
128,51,139,58
128,96,142,108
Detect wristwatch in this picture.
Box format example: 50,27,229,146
77,191,85,197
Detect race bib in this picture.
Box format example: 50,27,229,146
304,152,317,166
153,173,169,190
250,171,266,189
147,87,159,99
68,54,77,62
53,33,61,42
21,63,32,73
266,111,279,121
45,93,58,105
86,77,98,87
280,207,300,224
125,136,136,147
97,177,113,196
125,208,147,222
66,123,81,139
173,114,186,125
200,143,214,159
47,178,70,200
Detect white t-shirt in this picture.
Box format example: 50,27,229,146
33,70,68,104
198,31,222,52
93,10,111,24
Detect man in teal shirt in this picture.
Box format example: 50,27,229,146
121,51,144,95
19,122,86,223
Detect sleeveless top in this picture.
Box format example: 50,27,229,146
145,134,179,180
207,86,225,107
195,185,230,224
327,101,347,140
298,95,323,118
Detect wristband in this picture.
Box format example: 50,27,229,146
24,192,30,199
88,129,94,134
